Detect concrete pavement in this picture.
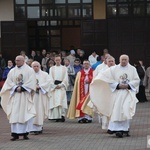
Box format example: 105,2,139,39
0,101,150,150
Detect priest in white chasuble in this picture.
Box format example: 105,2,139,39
93,53,110,78
67,60,94,123
48,55,68,122
31,61,50,134
88,56,115,129
90,54,140,138
0,56,36,141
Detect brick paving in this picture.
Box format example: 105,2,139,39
0,101,150,150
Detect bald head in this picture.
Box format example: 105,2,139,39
32,61,41,72
119,54,129,67
15,55,25,67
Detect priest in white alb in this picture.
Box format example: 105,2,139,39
48,55,68,122
90,54,140,138
31,61,50,134
0,56,36,141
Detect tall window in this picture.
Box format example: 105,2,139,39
14,0,93,20
107,0,150,18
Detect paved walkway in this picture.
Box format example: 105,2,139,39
0,101,150,150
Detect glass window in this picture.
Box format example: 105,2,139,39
41,0,53,4
42,6,53,17
15,0,25,4
51,30,60,35
118,0,131,2
27,0,39,4
58,21,61,25
107,4,117,16
55,0,66,3
68,0,80,3
27,6,40,18
50,21,57,26
82,0,92,3
55,6,66,17
68,5,81,17
42,6,49,17
119,4,128,15
37,21,46,26
15,6,26,18
107,0,116,2
46,21,49,26
133,0,144,1
133,3,145,15
82,4,92,17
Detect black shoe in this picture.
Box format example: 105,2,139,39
82,118,89,123
88,120,92,123
10,137,19,141
34,131,39,135
78,119,83,123
107,130,114,134
10,134,19,141
39,130,43,134
23,135,29,140
55,119,61,122
123,131,130,137
115,132,123,138
61,116,65,122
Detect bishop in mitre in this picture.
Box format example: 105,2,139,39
90,54,140,137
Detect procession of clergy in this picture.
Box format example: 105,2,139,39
0,53,140,141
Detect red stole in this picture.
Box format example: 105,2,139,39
76,68,93,117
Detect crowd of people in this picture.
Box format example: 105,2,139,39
0,48,149,141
